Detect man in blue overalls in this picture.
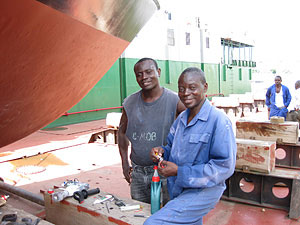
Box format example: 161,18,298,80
145,67,236,225
266,75,291,120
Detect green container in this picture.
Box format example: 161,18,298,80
151,166,161,214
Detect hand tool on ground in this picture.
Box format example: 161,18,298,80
21,217,40,225
1,214,17,223
105,202,110,213
51,179,89,202
120,204,141,211
134,215,149,218
93,194,113,205
73,188,100,204
111,195,126,207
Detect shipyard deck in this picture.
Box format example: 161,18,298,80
1,109,300,224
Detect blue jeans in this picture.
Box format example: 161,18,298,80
130,162,169,205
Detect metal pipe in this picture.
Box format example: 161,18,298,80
63,106,123,116
0,181,44,206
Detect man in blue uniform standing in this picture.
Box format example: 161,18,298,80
266,75,291,120
145,67,236,225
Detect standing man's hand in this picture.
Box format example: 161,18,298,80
150,147,164,162
122,162,132,184
157,161,178,177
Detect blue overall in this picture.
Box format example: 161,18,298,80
266,84,291,119
144,100,236,225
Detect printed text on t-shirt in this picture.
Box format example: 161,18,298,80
132,132,157,141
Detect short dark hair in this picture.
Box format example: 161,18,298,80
275,75,282,81
134,58,158,70
180,67,206,84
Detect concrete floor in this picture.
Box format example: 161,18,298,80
1,106,300,224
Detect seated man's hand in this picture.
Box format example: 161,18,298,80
150,147,164,163
158,161,178,177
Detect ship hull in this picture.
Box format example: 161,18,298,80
0,0,158,148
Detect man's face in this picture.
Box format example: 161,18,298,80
275,77,282,86
134,60,160,90
178,72,208,109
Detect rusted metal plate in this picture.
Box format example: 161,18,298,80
0,0,157,148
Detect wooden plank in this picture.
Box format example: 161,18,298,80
44,192,151,225
0,204,53,224
236,139,276,173
235,167,300,180
236,120,299,144
289,179,300,219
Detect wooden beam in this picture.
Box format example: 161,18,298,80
236,120,299,144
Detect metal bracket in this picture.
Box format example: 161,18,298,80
223,169,300,219
276,143,300,169
242,165,250,172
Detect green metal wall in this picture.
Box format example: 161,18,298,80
46,58,251,128
220,66,251,96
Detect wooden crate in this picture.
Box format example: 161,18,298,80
236,120,299,144
236,139,276,173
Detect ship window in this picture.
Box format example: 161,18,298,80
167,29,175,46
206,37,210,48
185,32,190,45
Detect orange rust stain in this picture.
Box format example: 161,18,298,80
244,152,265,164
0,152,12,157
238,146,266,164
237,122,287,137
108,217,130,225
77,205,101,217
35,210,46,218
61,200,70,205
10,153,68,168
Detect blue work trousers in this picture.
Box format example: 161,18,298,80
269,106,288,119
144,185,225,225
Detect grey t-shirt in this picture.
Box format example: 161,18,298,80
123,88,179,166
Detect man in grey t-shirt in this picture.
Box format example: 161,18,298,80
118,58,185,204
